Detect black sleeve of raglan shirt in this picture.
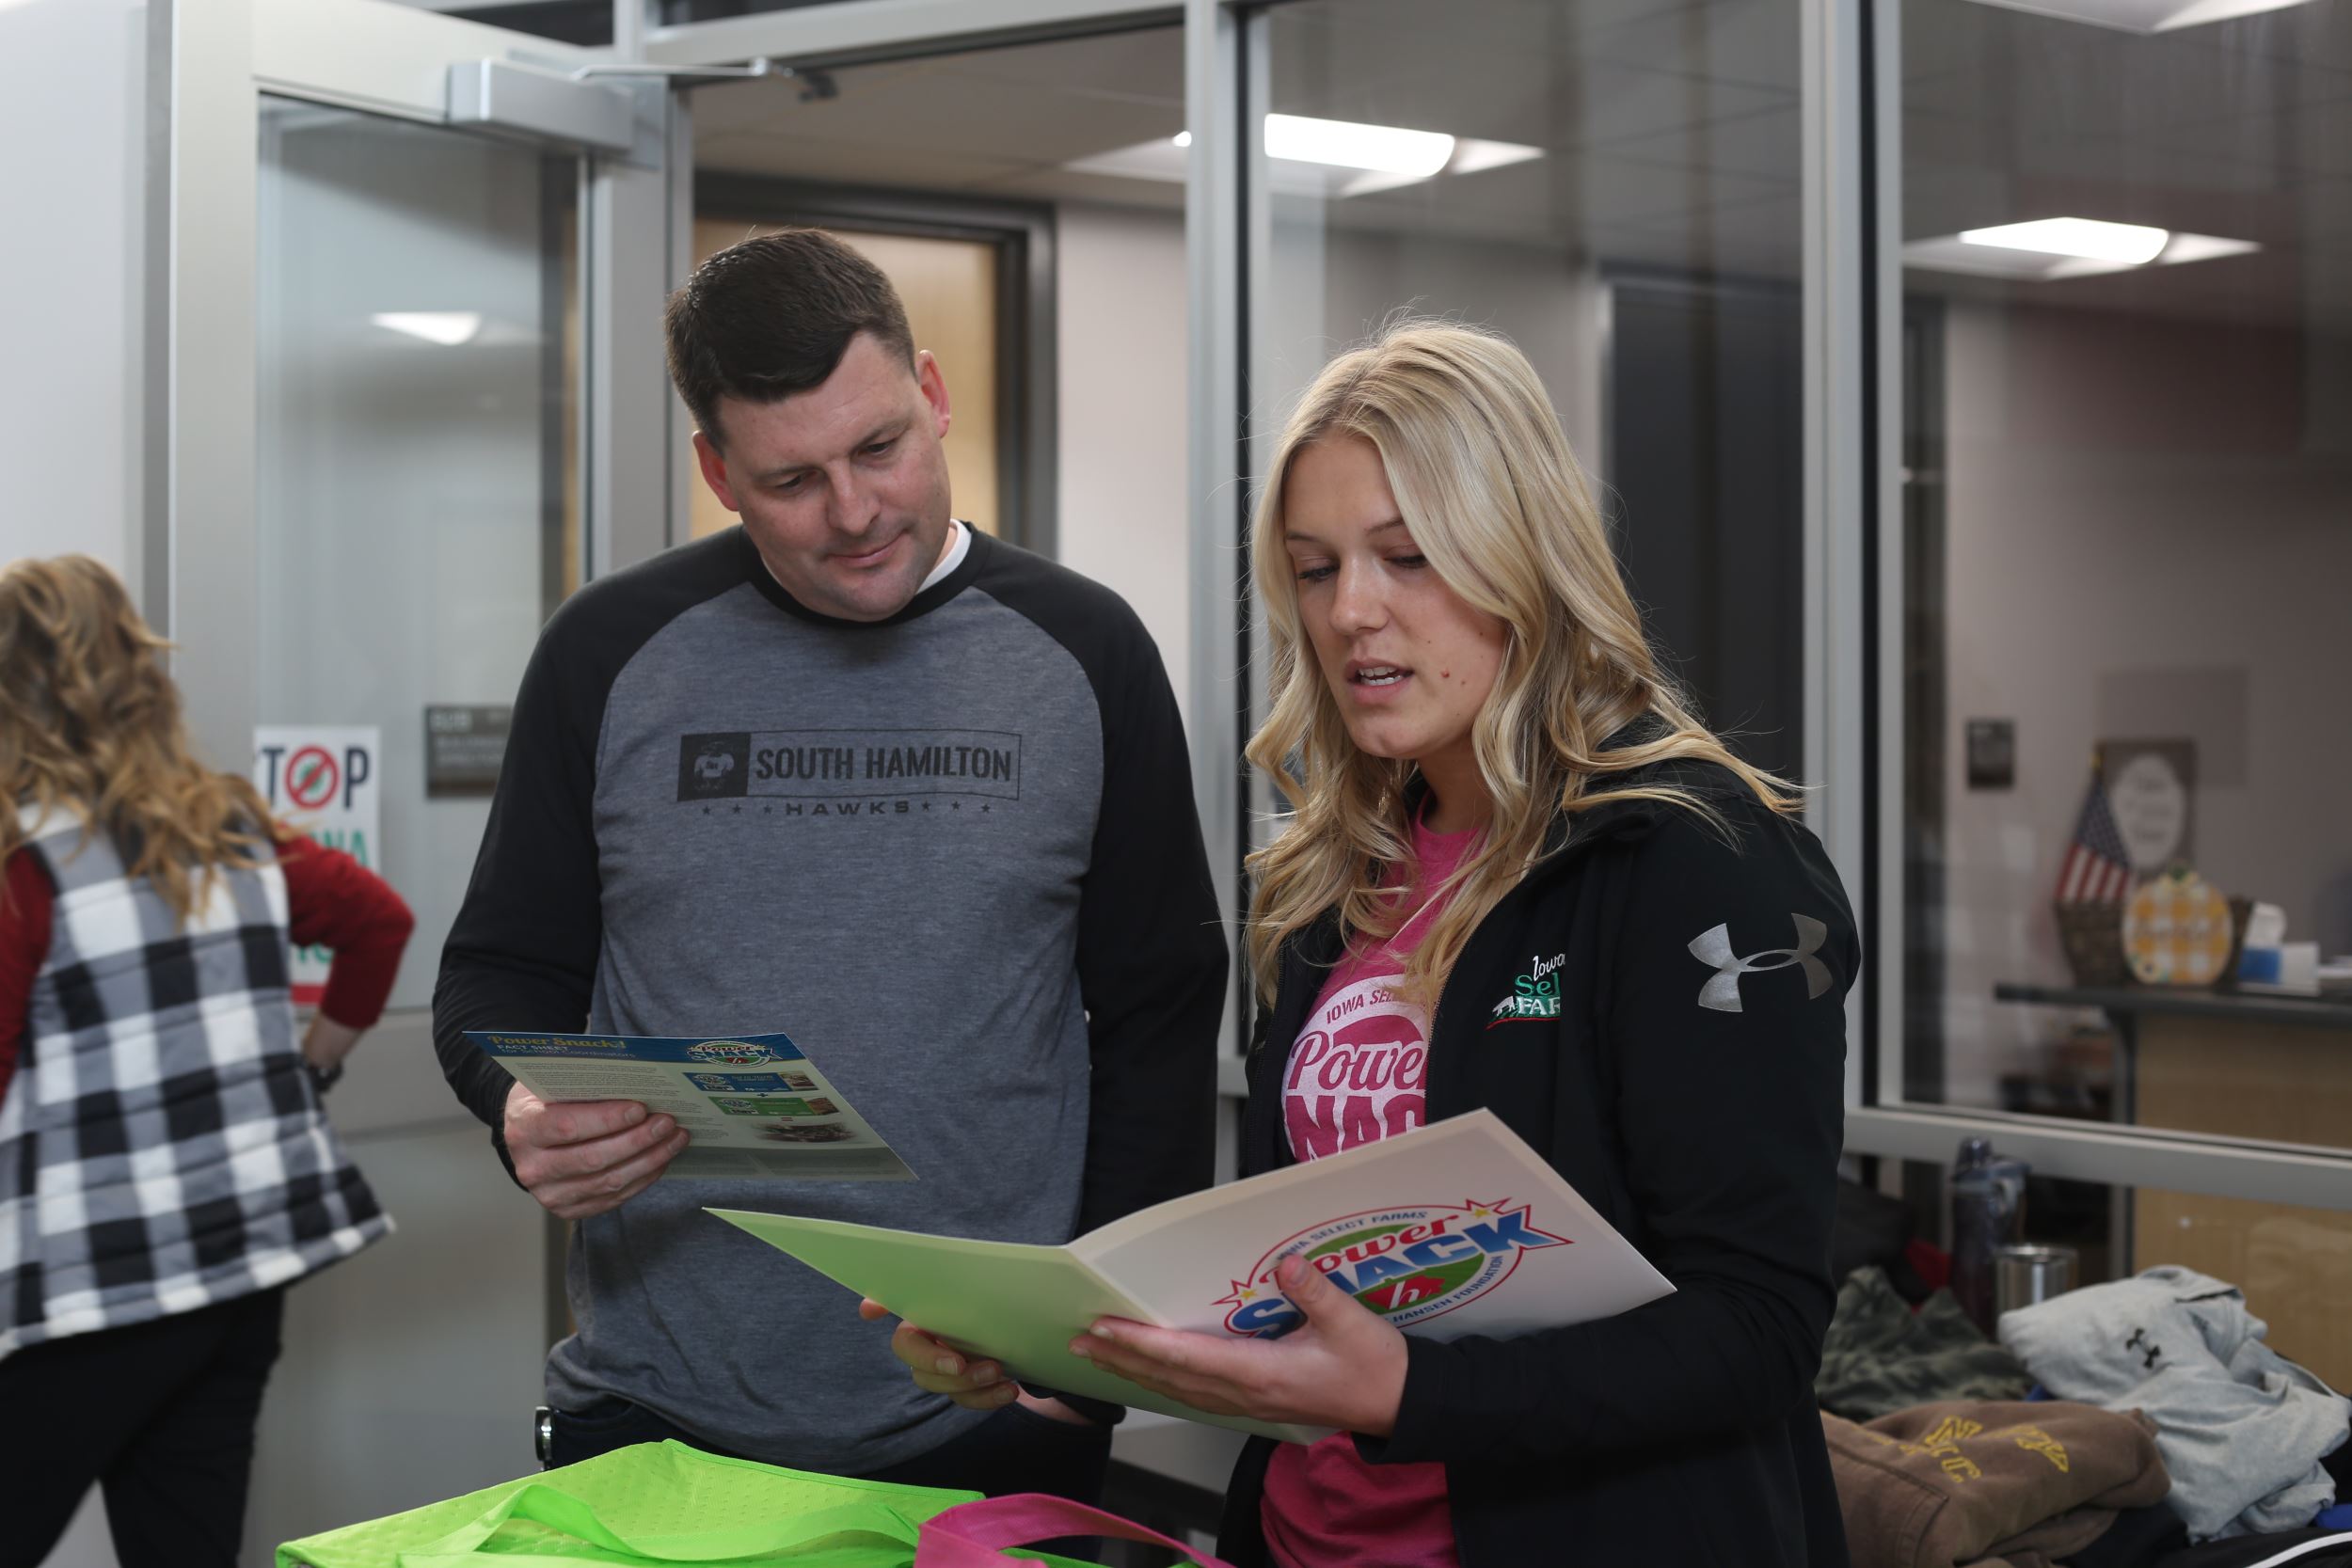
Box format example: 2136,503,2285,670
1072,612,1229,1229
981,560,1229,1231
432,539,742,1171
1363,796,1855,1468
430,609,607,1164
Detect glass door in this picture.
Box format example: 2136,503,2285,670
253,99,580,1017
244,95,592,1568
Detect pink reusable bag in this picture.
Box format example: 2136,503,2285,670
914,1495,1236,1568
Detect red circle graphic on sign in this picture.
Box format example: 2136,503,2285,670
285,745,340,810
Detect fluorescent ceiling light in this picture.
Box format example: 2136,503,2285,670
1103,122,1538,198
1958,0,2313,33
1263,113,1454,177
1447,138,1546,177
2155,232,2263,265
372,311,482,346
1906,222,2260,280
1961,217,2169,264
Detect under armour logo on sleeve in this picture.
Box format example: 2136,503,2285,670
1687,914,1833,1013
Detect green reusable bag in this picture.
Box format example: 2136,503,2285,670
274,1439,1089,1568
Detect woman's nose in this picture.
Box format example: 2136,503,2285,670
1328,561,1387,633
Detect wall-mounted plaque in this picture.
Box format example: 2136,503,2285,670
1966,719,2016,790
425,705,511,799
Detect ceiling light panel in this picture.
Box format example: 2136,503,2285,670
1262,114,1455,177
1961,217,2170,263
1906,224,2261,279
1102,122,1541,198
371,311,482,346
1958,0,2314,34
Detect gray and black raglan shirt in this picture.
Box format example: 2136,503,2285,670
432,525,1226,1472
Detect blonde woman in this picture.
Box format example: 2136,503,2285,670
891,324,1856,1566
0,556,411,1568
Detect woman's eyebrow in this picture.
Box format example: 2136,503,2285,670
1285,516,1406,544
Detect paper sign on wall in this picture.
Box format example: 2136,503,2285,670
253,726,380,1006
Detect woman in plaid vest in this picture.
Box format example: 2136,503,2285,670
0,556,412,1568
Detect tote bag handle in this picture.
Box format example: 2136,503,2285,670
914,1495,1236,1568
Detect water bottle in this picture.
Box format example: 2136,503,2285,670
1950,1137,2028,1334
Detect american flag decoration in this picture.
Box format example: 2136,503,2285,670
2056,768,2133,905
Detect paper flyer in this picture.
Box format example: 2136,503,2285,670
468,1029,914,1181
711,1109,1671,1441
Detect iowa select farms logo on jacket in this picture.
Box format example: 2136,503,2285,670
1488,952,1566,1026
1217,1200,1568,1337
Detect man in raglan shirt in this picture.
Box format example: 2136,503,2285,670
431,230,1227,1500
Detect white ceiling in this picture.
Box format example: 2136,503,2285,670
690,0,2352,327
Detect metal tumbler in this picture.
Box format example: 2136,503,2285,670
1994,1243,2077,1317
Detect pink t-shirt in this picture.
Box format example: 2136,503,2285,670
1261,813,1479,1568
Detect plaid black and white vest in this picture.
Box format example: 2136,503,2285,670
1,807,389,1359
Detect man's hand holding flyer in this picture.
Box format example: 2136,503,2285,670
468,1029,914,1181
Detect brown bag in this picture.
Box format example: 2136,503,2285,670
1824,1399,2170,1568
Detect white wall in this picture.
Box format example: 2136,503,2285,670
0,0,148,577
1263,217,1609,478
1055,203,1193,712
1936,299,2352,1105
1053,201,1615,714
3,8,149,1559
1052,202,1611,814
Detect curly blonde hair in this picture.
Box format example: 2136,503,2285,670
0,555,278,926
1246,321,1797,1007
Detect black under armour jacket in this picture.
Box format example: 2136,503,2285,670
1220,755,1857,1568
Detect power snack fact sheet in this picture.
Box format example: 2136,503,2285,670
467,1029,914,1181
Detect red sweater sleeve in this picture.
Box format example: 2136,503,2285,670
278,833,416,1029
0,851,57,1108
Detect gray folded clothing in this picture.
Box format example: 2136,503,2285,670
1999,1265,2351,1540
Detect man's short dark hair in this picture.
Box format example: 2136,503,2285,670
663,229,916,450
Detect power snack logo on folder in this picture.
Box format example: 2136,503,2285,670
468,1028,914,1182
710,1109,1669,1442
1218,1199,1569,1337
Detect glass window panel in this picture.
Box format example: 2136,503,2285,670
1896,0,2352,1152
255,100,579,1013
1253,0,1806,780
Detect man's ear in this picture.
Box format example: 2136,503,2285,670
693,430,741,514
914,350,952,440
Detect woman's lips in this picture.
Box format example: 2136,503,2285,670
1344,663,1412,702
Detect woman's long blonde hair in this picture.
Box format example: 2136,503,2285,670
0,555,278,925
1246,320,1796,1006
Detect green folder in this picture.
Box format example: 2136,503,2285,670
713,1109,1674,1445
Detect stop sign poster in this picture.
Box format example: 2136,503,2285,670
253,726,381,1006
